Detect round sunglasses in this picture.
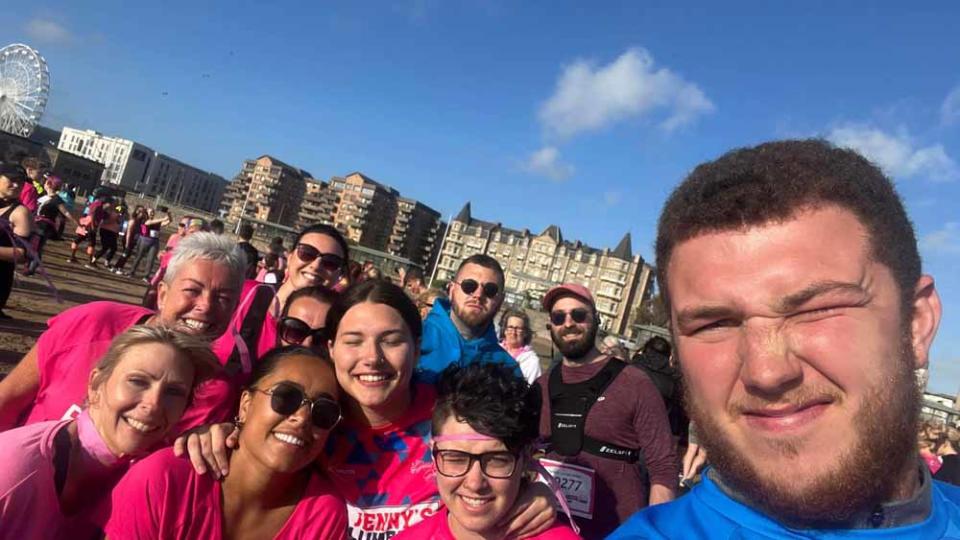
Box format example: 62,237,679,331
279,316,326,346
549,308,590,326
295,243,345,273
453,279,500,298
253,382,341,430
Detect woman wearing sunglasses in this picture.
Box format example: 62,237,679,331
106,346,347,539
396,362,580,539
0,326,217,540
212,224,349,380
277,286,338,354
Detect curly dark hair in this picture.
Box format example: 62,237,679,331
656,139,920,317
432,362,541,453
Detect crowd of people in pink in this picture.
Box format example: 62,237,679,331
0,138,958,539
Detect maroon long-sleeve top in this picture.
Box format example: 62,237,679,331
538,356,678,539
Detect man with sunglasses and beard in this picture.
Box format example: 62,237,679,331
610,140,959,539
538,283,677,539
418,254,518,382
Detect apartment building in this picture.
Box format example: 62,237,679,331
434,202,654,335
388,197,442,269
134,153,227,213
221,156,308,227
57,127,154,188
329,172,399,248
296,177,338,229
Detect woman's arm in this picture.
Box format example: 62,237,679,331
0,345,41,430
57,204,78,225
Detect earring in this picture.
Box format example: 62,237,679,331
233,415,244,431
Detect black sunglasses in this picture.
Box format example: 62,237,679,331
454,279,499,298
279,316,326,346
254,382,341,430
550,308,590,326
295,244,345,273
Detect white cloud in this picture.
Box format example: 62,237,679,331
921,222,960,255
942,85,960,126
522,146,574,181
827,124,959,181
25,19,73,44
538,47,714,139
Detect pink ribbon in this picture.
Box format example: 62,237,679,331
76,409,132,467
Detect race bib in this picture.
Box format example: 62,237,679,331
538,459,596,519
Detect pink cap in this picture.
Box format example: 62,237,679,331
542,283,595,311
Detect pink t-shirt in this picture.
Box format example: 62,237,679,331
25,301,154,426
324,383,441,538
22,300,237,438
0,419,101,540
105,448,347,539
395,509,582,540
165,232,183,250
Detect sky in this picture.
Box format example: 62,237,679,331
6,1,960,393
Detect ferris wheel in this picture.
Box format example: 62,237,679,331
0,43,50,137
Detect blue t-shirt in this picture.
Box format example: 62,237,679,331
609,469,960,539
416,298,518,382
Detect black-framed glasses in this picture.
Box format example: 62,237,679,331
253,382,341,429
550,308,590,326
454,279,499,299
433,447,519,479
278,317,326,347
295,244,345,273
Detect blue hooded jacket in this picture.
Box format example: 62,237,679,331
417,297,518,382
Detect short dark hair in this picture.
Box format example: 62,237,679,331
656,139,921,316
498,308,532,346
403,266,425,286
295,223,349,263
455,254,505,287
282,286,339,319
210,219,224,234
433,362,541,453
326,280,422,341
642,335,671,357
238,223,254,241
0,163,28,182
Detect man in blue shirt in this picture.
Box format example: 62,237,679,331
610,139,960,539
418,254,517,381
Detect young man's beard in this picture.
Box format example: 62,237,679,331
451,299,493,331
551,323,598,360
685,331,922,527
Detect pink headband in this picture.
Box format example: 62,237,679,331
433,434,498,442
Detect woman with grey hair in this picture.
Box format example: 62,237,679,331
0,232,245,435
498,308,543,384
